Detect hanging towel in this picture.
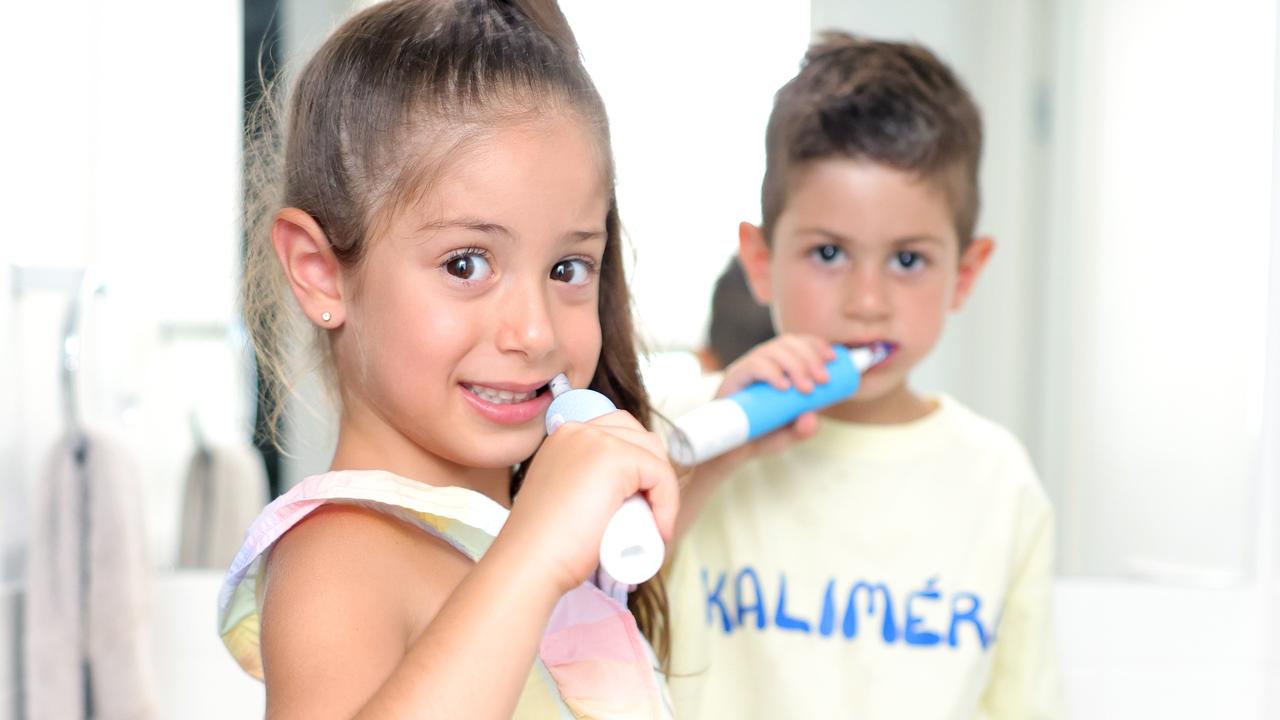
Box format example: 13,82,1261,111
177,442,269,569
24,430,157,720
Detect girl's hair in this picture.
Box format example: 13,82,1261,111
242,0,668,663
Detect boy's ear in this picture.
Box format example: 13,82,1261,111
272,208,348,327
951,235,995,311
737,222,774,304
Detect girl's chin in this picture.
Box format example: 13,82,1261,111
459,427,546,468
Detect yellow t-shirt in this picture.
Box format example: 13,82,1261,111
666,395,1063,719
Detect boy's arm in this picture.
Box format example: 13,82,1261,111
674,455,735,541
979,477,1065,720
668,335,830,542
672,417,815,540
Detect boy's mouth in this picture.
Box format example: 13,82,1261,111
844,341,897,370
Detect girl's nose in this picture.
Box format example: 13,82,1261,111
495,280,556,360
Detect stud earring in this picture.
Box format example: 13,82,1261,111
321,311,332,323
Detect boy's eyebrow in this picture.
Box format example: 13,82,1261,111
794,228,946,248
892,235,946,248
794,227,852,243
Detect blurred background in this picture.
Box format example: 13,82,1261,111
2,0,1279,717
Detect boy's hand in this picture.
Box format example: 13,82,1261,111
710,332,834,464
716,333,836,397
674,335,832,541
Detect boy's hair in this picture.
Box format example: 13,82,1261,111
761,32,983,248
241,0,667,657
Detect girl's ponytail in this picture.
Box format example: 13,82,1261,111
495,0,580,55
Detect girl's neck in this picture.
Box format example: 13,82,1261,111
329,400,514,507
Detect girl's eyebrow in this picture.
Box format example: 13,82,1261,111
419,216,513,238
566,230,605,243
419,218,606,245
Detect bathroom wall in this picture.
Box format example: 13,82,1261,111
0,1,244,716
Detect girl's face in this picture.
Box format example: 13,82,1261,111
335,116,608,473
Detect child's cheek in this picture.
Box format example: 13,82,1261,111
559,304,603,375
780,280,834,334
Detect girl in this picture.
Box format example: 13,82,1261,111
217,1,679,717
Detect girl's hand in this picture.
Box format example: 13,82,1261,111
501,410,678,595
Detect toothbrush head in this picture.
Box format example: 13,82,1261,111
846,341,894,372
867,341,893,365
549,373,573,398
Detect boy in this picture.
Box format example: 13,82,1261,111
667,33,1063,719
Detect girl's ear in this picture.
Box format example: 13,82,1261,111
272,208,347,327
950,235,995,311
737,222,774,304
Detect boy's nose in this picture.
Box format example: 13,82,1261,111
844,265,891,319
495,280,557,360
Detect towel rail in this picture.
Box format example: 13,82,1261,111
10,264,106,437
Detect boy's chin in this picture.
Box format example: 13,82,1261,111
850,372,902,400
822,376,906,412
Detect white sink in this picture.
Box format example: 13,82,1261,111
151,570,264,718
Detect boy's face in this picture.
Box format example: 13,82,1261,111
739,159,993,420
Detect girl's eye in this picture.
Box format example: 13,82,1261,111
443,251,493,282
889,250,926,272
809,244,848,265
550,258,595,286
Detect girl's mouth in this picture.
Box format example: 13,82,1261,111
459,381,553,425
462,383,547,404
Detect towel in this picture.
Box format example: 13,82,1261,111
177,442,269,569
24,429,157,720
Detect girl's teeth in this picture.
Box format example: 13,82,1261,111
467,384,535,404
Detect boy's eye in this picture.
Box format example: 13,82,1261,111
444,251,493,282
810,244,848,265
550,258,595,286
889,250,926,271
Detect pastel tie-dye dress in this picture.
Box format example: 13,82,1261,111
218,470,673,719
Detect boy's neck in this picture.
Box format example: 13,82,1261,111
820,382,937,425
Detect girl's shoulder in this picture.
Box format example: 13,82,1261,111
266,500,473,639
218,470,508,680
255,501,471,710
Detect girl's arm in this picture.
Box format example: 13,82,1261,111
260,504,560,719
259,411,678,720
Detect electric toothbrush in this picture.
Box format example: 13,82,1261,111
666,342,891,466
545,375,666,586
542,341,887,583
